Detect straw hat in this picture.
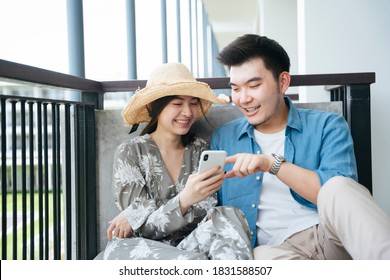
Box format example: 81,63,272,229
122,63,227,126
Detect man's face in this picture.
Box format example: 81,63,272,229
229,57,286,133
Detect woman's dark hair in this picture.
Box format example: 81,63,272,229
217,34,290,80
140,95,208,146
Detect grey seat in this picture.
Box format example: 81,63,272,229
94,101,342,253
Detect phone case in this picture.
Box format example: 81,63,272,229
198,150,227,174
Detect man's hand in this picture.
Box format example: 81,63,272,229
224,153,274,178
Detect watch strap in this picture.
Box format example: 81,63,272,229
269,153,285,175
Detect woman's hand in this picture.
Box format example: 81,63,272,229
179,166,224,214
107,211,133,240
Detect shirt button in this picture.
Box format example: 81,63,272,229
256,150,260,154
250,231,254,236
251,203,256,208
256,176,260,180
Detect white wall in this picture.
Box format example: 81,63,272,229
259,0,298,75
261,0,390,214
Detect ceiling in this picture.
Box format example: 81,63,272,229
203,0,259,49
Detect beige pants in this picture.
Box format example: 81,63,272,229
254,176,390,260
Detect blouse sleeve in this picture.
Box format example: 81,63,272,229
112,141,152,229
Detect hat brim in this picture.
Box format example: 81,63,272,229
122,81,227,126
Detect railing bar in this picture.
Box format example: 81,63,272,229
43,103,50,260
11,100,18,259
100,73,376,92
78,103,100,259
289,73,376,87
0,59,103,92
64,104,72,259
341,86,347,121
74,105,82,259
333,89,337,101
1,60,375,92
37,102,44,259
85,105,98,259
82,106,89,259
1,98,7,259
20,100,28,260
51,103,58,260
55,103,62,259
338,88,342,102
28,101,35,260
75,105,87,259
330,89,335,101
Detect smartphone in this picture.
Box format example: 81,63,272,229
198,150,227,175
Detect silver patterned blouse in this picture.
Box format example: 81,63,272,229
111,134,217,245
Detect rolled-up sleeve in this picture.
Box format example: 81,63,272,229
315,115,357,185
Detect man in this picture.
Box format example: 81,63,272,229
211,34,390,259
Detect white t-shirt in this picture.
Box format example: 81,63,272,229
254,128,319,246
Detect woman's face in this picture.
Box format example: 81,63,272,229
156,95,200,136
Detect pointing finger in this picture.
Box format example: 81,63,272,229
225,155,237,164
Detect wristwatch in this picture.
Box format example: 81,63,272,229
269,153,286,175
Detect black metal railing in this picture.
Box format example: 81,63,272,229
0,59,375,259
0,93,97,260
328,82,372,197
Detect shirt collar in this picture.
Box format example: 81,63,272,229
238,120,255,140
285,96,303,132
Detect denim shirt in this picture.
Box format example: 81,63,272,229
210,97,357,247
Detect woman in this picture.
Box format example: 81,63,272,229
100,63,252,260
